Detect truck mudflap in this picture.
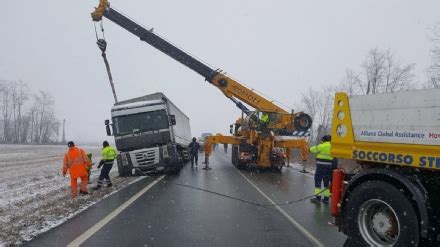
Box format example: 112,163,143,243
331,169,345,217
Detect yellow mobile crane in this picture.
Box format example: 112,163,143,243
91,0,312,170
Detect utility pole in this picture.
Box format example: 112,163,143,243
62,119,66,144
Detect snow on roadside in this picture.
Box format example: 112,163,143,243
0,144,144,245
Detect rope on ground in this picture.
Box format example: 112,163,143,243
165,180,324,207
134,168,330,208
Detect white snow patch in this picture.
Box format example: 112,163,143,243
0,144,145,244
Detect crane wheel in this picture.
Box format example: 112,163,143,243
294,113,312,131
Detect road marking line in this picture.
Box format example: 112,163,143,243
67,175,166,247
236,169,324,247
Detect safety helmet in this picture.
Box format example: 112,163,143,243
67,141,75,148
321,135,331,142
103,141,109,147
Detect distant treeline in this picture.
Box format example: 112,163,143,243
0,80,61,144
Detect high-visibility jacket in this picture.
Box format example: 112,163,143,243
63,147,91,178
102,146,117,161
310,141,333,161
260,113,269,123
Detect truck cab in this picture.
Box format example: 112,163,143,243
106,93,191,175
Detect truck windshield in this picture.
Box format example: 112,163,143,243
112,109,169,136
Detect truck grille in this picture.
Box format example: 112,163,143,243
129,147,160,167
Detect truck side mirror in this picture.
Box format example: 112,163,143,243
105,119,112,136
230,125,233,134
169,115,176,126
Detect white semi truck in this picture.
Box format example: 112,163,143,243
105,92,191,175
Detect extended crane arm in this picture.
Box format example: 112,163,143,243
91,1,287,114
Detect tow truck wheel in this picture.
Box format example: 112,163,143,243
271,163,283,172
343,180,419,246
117,162,130,177
232,146,239,166
236,160,245,170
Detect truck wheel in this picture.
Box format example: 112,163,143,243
179,151,187,166
170,156,184,174
117,162,130,177
272,164,283,172
232,146,239,166
236,160,245,170
343,180,419,246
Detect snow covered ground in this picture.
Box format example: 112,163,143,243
0,144,143,244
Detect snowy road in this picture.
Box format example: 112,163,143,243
27,150,347,246
0,144,143,244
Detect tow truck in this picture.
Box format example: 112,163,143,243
330,89,440,246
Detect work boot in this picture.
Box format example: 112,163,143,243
106,183,113,187
322,197,329,204
92,185,101,190
79,190,89,195
310,197,321,204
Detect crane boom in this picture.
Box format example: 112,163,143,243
91,1,288,114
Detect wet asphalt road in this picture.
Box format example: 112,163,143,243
29,151,346,246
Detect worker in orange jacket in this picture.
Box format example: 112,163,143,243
62,141,91,199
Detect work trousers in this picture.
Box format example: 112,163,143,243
190,152,198,165
314,163,332,199
98,163,113,186
71,176,88,198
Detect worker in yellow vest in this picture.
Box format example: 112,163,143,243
93,141,117,190
310,135,333,204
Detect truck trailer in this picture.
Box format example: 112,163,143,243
330,89,440,246
105,92,191,176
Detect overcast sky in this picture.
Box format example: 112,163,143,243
1,0,439,144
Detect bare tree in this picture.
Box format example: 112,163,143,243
31,91,60,144
426,23,440,88
344,48,415,95
362,48,387,94
0,81,13,142
383,51,415,92
20,114,31,143
11,82,29,143
0,80,61,144
338,69,362,96
28,104,38,143
301,87,334,144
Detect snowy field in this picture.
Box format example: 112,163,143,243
0,144,143,244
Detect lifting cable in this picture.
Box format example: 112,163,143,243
93,21,118,103
134,167,359,208
164,180,321,208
